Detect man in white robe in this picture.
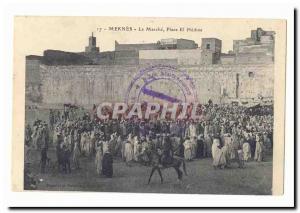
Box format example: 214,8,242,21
243,135,251,161
254,134,264,162
223,134,235,160
80,132,87,155
211,138,227,169
84,132,91,156
95,141,103,175
186,122,197,139
133,136,141,161
190,136,198,159
72,141,80,169
124,134,134,164
183,137,192,161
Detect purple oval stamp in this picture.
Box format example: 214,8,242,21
125,65,198,104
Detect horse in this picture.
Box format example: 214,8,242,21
147,149,187,184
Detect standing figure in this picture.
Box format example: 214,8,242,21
186,122,197,139
254,134,264,162
62,144,71,173
95,141,103,175
211,138,227,169
121,137,127,161
56,134,63,172
175,138,185,158
80,132,87,156
204,134,213,157
183,137,192,161
249,134,256,160
190,136,198,159
224,133,235,160
243,135,251,161
72,141,81,169
102,149,113,178
124,139,134,163
263,132,272,153
161,134,173,165
40,148,48,173
25,124,32,146
133,136,141,161
196,134,204,158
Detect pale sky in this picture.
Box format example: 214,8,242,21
14,16,284,57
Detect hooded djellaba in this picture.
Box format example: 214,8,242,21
102,144,113,178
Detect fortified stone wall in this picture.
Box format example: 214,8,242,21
40,65,139,107
182,64,273,104
139,49,202,65
26,57,41,84
38,63,273,108
139,59,178,66
25,57,43,103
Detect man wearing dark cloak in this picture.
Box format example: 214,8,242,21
161,135,173,165
102,151,113,178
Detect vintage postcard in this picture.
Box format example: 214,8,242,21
12,16,286,195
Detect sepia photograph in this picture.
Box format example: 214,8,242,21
11,16,287,196
2,7,292,208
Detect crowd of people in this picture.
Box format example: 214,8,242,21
24,103,274,185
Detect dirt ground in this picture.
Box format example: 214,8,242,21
26,149,272,195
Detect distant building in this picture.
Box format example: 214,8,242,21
85,33,100,53
200,38,222,64
157,38,198,49
25,28,274,66
115,41,157,51
25,28,275,106
233,28,275,64
114,38,198,51
43,50,93,65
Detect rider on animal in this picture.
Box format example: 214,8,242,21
160,134,173,166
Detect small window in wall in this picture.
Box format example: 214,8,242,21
206,44,210,49
248,72,254,77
